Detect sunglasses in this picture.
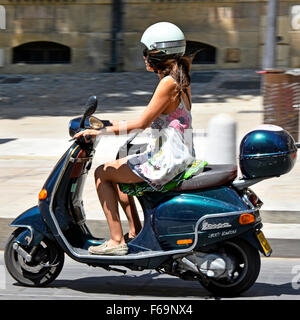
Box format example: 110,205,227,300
142,49,166,59
143,48,150,57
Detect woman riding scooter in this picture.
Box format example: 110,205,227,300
74,22,196,255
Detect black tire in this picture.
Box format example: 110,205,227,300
4,228,65,287
199,238,261,297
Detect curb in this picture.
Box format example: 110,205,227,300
260,210,300,224
0,213,299,258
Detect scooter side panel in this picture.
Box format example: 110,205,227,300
39,145,79,234
39,144,103,258
153,186,251,250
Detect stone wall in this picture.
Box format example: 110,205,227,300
0,0,299,73
124,0,262,71
0,1,112,73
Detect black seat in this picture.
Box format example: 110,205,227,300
175,164,237,191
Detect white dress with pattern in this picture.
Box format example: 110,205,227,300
128,97,195,191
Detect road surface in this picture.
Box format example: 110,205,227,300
0,252,300,300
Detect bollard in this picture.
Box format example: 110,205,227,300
206,113,237,164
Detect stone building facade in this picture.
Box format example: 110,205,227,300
0,0,300,73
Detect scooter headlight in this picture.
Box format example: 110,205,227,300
88,116,104,130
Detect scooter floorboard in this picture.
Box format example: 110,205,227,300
72,247,164,258
69,246,173,269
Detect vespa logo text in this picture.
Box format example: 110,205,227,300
201,220,232,231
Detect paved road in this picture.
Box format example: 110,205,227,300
0,252,300,300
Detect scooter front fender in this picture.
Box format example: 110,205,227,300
10,206,52,246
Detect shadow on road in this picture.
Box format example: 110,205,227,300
245,281,299,298
51,272,212,298
46,272,299,299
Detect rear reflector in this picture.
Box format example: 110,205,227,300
177,239,193,245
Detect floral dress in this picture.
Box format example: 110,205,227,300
127,97,195,191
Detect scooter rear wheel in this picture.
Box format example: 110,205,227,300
198,238,261,297
4,228,65,287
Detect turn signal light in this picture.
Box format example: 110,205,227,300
177,239,193,245
38,189,48,200
239,213,255,225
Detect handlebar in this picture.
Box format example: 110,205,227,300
69,134,92,143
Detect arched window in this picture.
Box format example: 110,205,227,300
13,41,71,64
185,41,216,64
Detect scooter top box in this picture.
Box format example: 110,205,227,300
239,124,297,179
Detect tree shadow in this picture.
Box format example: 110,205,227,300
0,72,156,119
0,70,261,120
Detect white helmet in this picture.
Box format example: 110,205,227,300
141,22,186,56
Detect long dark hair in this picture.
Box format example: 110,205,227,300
147,51,197,104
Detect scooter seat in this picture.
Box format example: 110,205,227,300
174,164,237,191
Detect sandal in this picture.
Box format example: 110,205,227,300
124,233,135,243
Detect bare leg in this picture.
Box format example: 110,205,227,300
113,183,142,239
94,157,143,248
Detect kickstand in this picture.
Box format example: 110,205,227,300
102,265,127,275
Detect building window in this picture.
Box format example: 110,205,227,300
186,41,216,64
13,41,71,64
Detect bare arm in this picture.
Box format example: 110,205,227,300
74,76,176,140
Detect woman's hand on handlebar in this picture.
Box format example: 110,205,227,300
73,129,101,143
110,120,120,126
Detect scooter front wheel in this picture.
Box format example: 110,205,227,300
4,228,65,287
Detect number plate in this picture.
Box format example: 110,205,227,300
256,231,272,256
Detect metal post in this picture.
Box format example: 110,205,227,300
110,0,123,72
0,5,6,30
263,0,279,69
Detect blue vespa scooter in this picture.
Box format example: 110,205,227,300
4,96,298,296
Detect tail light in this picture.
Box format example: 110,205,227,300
243,189,262,208
248,192,259,206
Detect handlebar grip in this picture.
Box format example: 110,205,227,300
77,136,86,144
76,134,92,144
